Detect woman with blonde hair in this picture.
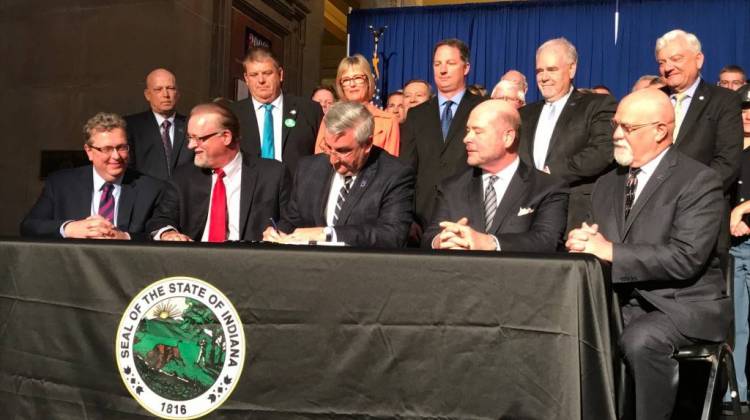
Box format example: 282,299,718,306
314,54,400,156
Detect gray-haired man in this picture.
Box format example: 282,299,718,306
263,101,415,248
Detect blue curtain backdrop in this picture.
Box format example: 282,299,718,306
348,0,750,102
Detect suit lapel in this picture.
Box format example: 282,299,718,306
75,167,95,218
623,149,676,238
338,152,379,224
467,169,485,232
242,100,262,155
489,162,527,233
116,171,136,231
611,167,627,240
238,153,258,238
441,93,475,155
546,91,581,163
521,102,543,162
674,79,709,144
281,95,296,153
171,116,187,168
318,167,335,225
192,169,212,239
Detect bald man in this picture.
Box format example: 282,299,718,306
566,88,730,420
125,68,192,180
501,69,528,94
423,100,568,251
490,80,525,108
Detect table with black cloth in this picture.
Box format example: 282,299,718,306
0,239,616,419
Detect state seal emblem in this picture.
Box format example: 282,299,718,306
116,277,245,419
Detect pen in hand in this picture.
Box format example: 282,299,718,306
269,218,279,232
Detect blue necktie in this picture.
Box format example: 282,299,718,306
441,100,454,141
261,103,274,159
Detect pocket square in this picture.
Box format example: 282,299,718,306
517,207,535,216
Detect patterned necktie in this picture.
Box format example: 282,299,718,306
484,175,499,232
672,92,688,140
161,120,173,176
624,168,641,219
332,176,353,226
261,103,275,159
441,100,454,140
208,168,227,242
98,183,115,223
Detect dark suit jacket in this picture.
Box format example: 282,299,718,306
662,79,742,191
20,166,164,239
400,91,485,227
146,151,290,241
280,147,415,248
230,94,323,175
125,111,193,180
519,90,617,232
592,148,730,342
422,160,569,252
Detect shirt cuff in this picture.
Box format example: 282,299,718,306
153,226,178,240
59,220,74,238
490,234,501,251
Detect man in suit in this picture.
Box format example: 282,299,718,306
263,101,415,248
230,46,323,175
147,102,289,242
21,112,163,239
566,88,730,420
125,68,192,180
519,37,617,233
423,100,568,252
656,29,742,192
400,38,485,234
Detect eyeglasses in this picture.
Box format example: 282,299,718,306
88,144,130,154
610,119,662,135
187,131,224,145
321,142,356,159
340,75,368,86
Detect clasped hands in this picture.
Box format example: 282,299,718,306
262,226,325,244
565,222,613,261
64,215,130,240
432,217,497,250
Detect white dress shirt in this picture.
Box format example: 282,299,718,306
670,76,701,138
201,151,243,242
483,157,520,208
153,112,176,146
532,87,573,170
631,146,670,204
324,172,358,241
252,94,284,161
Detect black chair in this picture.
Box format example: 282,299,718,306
672,254,741,420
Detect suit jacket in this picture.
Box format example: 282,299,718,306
592,148,730,342
146,152,290,242
399,91,485,227
125,111,192,180
661,79,742,192
230,94,323,175
519,90,617,231
279,147,415,248
422,160,569,252
20,166,164,239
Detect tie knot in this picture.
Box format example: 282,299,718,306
344,176,353,187
488,175,499,184
443,100,454,109
628,167,641,177
673,92,687,103
263,103,274,111
162,120,171,130
214,168,226,178
102,182,114,194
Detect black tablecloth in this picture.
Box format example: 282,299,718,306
0,239,616,419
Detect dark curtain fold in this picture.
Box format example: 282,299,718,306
349,0,750,101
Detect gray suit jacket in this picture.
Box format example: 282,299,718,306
592,148,730,341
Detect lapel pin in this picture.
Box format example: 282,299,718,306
360,180,367,188
698,96,704,101
289,109,297,116
284,118,296,128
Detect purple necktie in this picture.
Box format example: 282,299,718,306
98,183,115,223
161,120,173,176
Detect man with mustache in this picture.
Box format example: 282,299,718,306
566,88,730,420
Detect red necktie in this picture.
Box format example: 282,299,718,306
208,168,227,242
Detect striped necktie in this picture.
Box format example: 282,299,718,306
484,175,498,232
98,183,115,223
332,176,353,226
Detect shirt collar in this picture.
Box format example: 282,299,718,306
545,86,574,107
636,146,670,177
438,89,466,108
252,93,284,111
217,151,243,178
92,166,123,191
672,76,701,99
152,112,175,126
483,156,520,181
